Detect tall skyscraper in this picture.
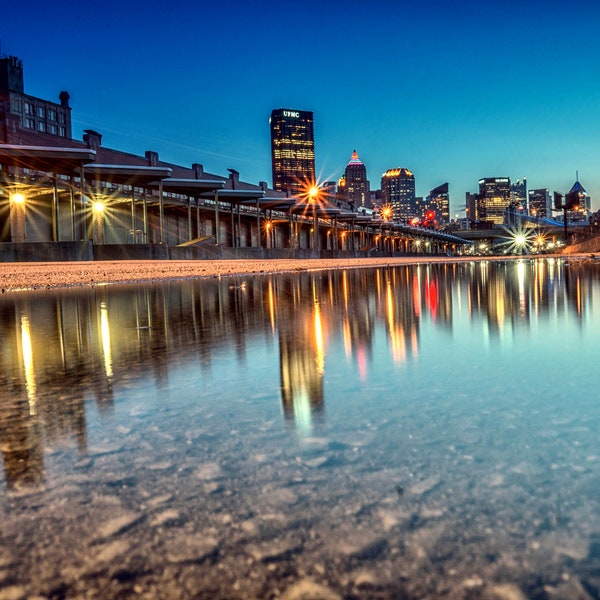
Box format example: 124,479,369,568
343,150,371,209
427,183,450,224
510,178,527,209
270,108,315,196
465,191,481,223
567,178,591,213
381,168,415,221
528,189,550,218
478,177,511,225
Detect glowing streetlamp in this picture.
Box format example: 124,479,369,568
10,192,26,242
92,201,105,244
381,205,392,221
308,185,320,251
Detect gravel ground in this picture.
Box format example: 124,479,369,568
0,254,573,292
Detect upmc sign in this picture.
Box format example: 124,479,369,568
283,110,300,118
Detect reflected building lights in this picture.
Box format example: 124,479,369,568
0,261,597,487
342,318,352,359
19,313,37,415
313,301,325,375
267,280,276,334
386,281,406,363
342,271,349,311
517,261,527,318
99,301,113,380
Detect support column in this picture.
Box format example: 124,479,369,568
159,180,165,244
196,198,201,239
214,191,220,245
52,175,59,242
131,187,136,244
143,191,148,243
69,179,76,241
256,198,261,247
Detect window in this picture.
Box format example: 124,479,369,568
48,109,56,121
59,126,66,137
49,124,58,135
37,121,46,132
58,112,65,124
24,118,35,129
37,106,45,118
24,102,33,115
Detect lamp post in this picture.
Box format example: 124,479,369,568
309,186,320,251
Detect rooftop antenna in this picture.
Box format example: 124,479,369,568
576,170,579,182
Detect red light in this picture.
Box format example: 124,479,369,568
426,210,435,220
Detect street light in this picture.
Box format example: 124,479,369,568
92,201,105,244
10,192,26,242
308,185,321,251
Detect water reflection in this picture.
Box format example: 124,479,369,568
0,258,596,491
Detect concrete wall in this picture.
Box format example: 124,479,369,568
0,241,446,263
0,241,94,262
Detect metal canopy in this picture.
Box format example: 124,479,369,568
289,203,341,216
251,197,297,210
83,164,172,184
200,189,265,203
0,144,96,173
154,177,225,195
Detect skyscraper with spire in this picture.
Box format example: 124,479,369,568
342,150,371,209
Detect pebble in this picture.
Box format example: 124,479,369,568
95,512,143,540
280,579,342,600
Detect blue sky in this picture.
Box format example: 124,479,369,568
3,0,600,213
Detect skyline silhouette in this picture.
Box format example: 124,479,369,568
2,0,599,213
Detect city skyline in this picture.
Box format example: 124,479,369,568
2,0,600,213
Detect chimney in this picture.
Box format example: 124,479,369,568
192,163,204,179
227,168,239,190
145,151,159,166
83,129,102,150
59,91,70,107
259,181,268,192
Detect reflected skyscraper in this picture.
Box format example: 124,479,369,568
270,108,315,195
